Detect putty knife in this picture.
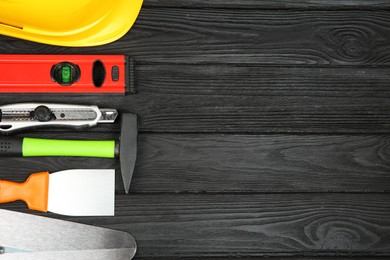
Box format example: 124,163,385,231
0,169,115,216
0,209,137,259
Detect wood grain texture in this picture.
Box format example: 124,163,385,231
0,133,388,193
1,10,390,66
136,258,390,260
0,2,389,260
0,64,388,133
4,194,389,258
132,64,390,133
131,134,390,192
144,0,390,9
136,257,390,260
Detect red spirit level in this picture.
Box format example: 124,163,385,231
0,54,135,94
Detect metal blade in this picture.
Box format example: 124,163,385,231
0,209,136,259
47,169,115,216
0,249,136,259
0,246,31,254
119,113,138,193
99,108,118,123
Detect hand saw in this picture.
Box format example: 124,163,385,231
0,103,117,134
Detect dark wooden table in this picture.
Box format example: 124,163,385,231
1,0,390,259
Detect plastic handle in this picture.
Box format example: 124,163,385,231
0,137,23,156
0,172,49,212
22,138,116,158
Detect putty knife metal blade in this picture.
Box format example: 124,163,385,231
0,209,136,259
48,169,115,216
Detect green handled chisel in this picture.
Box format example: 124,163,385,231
0,113,138,193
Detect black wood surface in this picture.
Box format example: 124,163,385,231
144,0,390,9
0,1,389,260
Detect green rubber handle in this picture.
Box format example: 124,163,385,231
22,138,116,158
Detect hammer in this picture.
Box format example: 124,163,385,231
0,113,137,193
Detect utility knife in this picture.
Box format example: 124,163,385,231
0,103,117,134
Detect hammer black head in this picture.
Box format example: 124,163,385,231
118,113,138,193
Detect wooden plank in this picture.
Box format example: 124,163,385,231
5,193,388,258
136,257,390,260
131,134,390,192
1,133,388,193
0,64,388,133
1,10,390,66
134,257,390,260
132,64,390,133
143,0,390,9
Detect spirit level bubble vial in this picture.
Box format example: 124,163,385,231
0,54,135,94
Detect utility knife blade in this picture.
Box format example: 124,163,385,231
0,103,118,134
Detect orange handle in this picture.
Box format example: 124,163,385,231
0,172,49,212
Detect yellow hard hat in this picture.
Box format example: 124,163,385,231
0,0,143,46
